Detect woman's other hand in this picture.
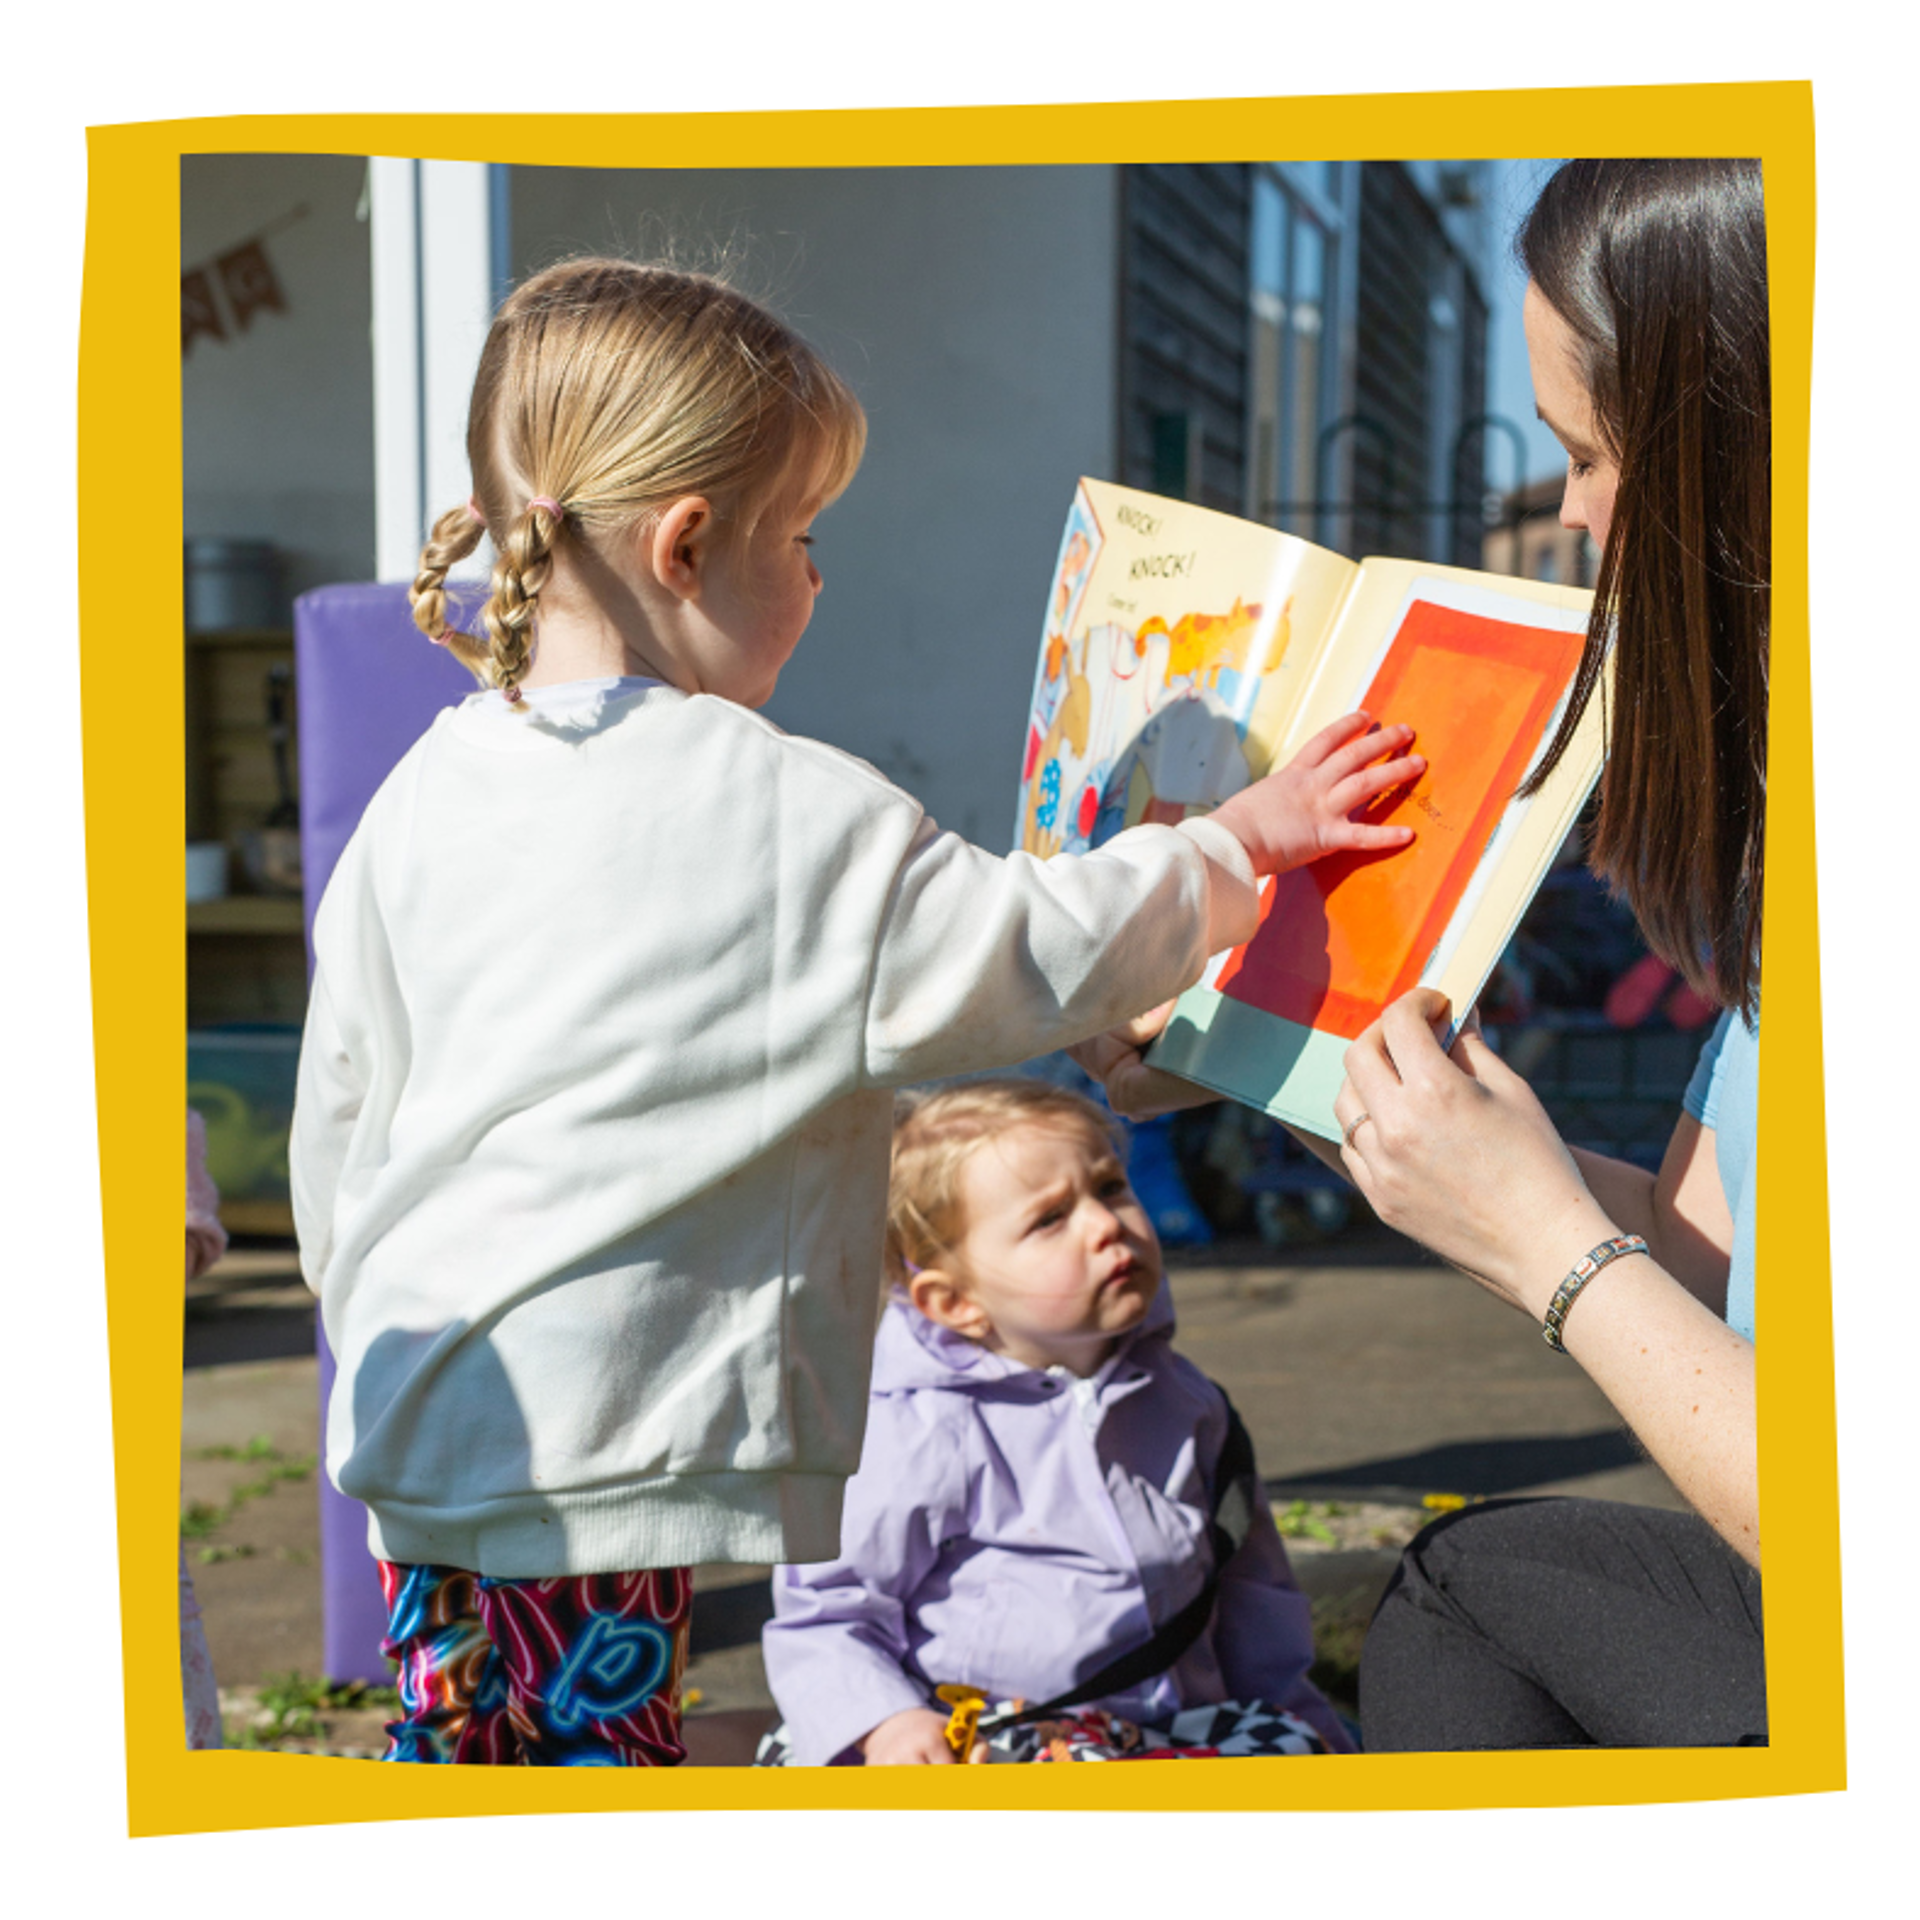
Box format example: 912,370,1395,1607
1068,1002,1220,1121
858,1706,968,1765
1333,988,1615,1320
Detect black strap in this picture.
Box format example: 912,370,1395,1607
973,1386,1260,1736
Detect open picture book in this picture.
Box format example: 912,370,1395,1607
1014,477,1605,1140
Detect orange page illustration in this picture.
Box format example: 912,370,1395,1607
1214,598,1584,1039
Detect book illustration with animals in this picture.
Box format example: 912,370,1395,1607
1014,478,1603,1138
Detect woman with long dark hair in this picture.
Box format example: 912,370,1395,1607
1076,157,1772,1748
1334,157,1769,1749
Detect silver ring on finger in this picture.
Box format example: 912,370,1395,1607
1342,1111,1373,1150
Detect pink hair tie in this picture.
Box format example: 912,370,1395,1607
465,498,485,524
529,496,564,519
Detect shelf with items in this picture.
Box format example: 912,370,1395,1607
185,627,299,651
188,896,305,936
185,621,309,1032
215,1198,298,1237
186,622,308,1237
185,626,301,849
189,1022,301,1242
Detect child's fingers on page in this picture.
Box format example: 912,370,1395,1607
1289,708,1377,766
1315,720,1417,781
1331,752,1425,813
1330,821,1415,851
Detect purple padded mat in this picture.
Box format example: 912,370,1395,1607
294,581,477,1682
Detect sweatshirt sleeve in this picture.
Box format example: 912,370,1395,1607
861,814,1259,1087
289,963,364,1297
761,1390,969,1766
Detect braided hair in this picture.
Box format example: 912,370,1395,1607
410,256,867,705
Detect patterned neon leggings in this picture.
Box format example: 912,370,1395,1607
377,1561,692,1765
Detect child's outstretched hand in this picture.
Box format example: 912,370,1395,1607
860,1706,978,1765
1209,711,1422,877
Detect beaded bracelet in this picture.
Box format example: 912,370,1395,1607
1542,1234,1649,1354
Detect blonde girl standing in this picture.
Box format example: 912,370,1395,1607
291,257,1422,1766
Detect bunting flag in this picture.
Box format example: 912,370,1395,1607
181,267,225,353
181,202,307,357
216,238,287,332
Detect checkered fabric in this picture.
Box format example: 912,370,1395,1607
753,1699,1328,1766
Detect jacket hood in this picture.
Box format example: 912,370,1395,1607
872,1276,1178,1396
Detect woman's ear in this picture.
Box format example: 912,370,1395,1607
908,1268,991,1343
646,496,714,601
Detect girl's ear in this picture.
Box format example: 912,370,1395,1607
908,1268,991,1343
646,496,714,601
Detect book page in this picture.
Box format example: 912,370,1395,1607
1213,589,1585,1038
1154,557,1603,1134
1278,558,1592,757
1013,479,1358,859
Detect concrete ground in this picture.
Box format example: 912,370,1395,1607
182,1227,1681,1759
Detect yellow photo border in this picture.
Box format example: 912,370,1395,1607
85,80,1832,1837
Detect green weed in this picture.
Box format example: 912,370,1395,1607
178,1500,226,1540
1272,1499,1344,1545
196,1543,257,1565
180,1437,315,1544
192,1435,281,1464
223,1672,402,1750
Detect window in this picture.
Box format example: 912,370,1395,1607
1247,165,1350,543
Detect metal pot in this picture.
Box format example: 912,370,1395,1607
185,538,283,632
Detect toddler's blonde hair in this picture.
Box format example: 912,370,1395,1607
410,256,867,703
885,1079,1128,1296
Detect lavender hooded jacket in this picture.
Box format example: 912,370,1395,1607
762,1285,1350,1764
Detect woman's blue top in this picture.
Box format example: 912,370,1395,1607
1681,1009,1759,1342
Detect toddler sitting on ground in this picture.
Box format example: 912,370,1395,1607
759,1079,1352,1764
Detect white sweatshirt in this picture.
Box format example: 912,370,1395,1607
291,678,1258,1576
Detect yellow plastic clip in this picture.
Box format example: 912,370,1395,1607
935,1684,988,1757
